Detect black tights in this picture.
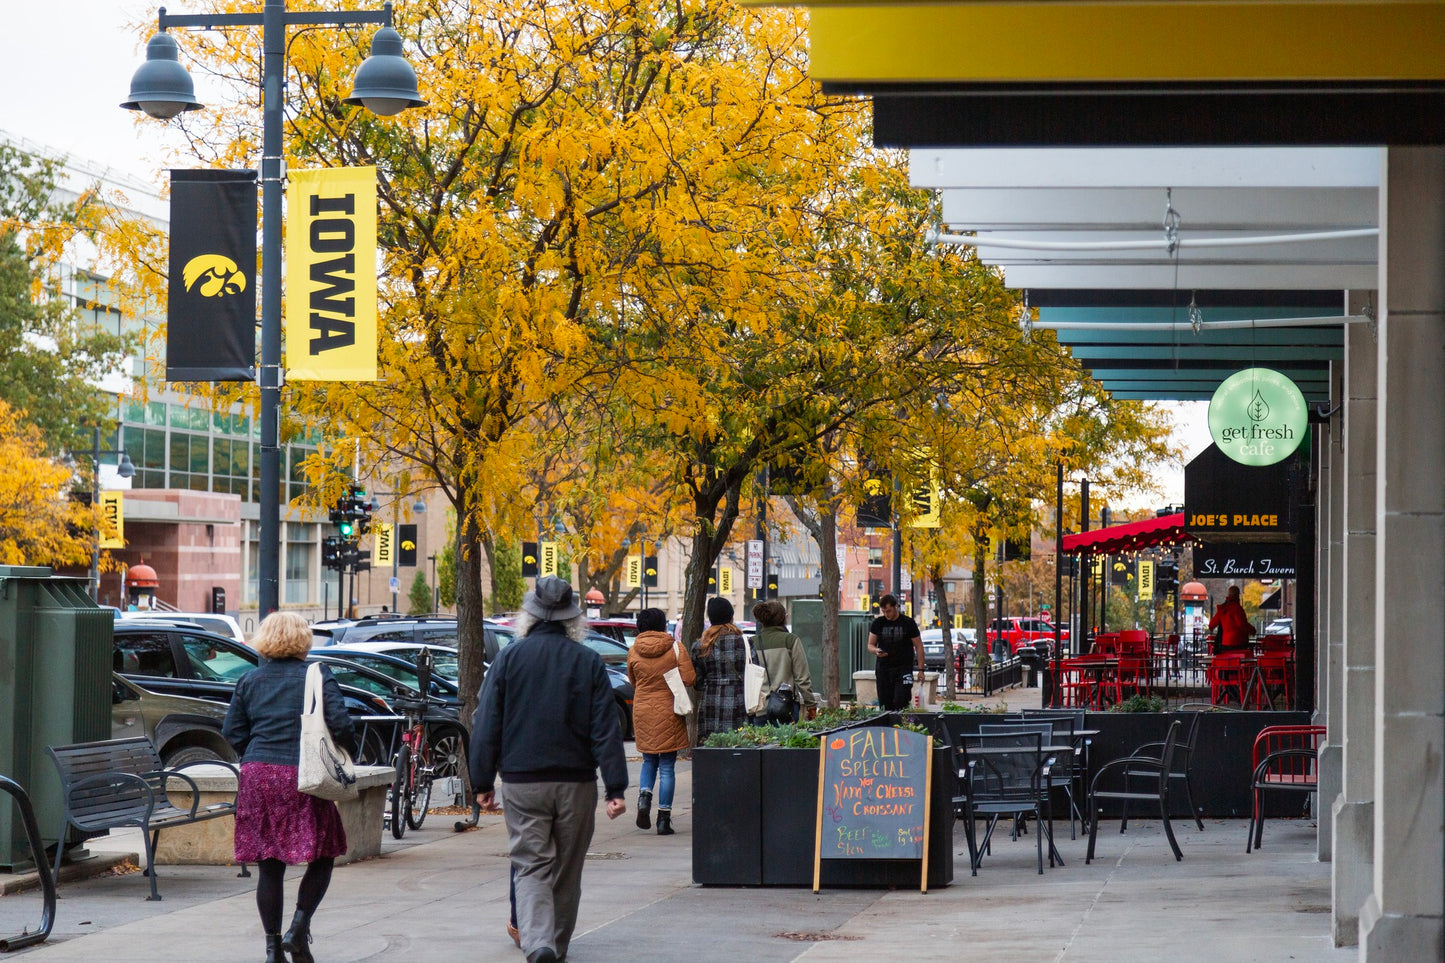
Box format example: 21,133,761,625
256,858,333,934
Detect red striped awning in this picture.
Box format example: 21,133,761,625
1062,512,1190,556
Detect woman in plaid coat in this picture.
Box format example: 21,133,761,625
691,597,756,743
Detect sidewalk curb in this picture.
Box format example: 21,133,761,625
0,853,139,897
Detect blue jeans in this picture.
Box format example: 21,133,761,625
638,752,677,810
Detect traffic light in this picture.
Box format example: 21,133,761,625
322,536,343,570
1156,560,1179,596
352,487,373,536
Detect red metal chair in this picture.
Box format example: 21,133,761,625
1056,660,1094,708
1116,655,1151,698
1207,653,1245,706
1247,725,1325,852
1256,654,1294,709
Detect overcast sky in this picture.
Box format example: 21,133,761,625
2,2,184,186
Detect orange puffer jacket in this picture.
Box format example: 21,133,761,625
627,630,696,754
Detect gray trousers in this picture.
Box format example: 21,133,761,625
501,780,598,959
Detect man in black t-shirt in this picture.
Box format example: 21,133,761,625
867,594,926,711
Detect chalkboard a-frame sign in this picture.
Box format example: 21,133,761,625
813,725,934,893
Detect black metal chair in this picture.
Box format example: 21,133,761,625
981,720,1083,839
961,731,1058,875
1086,719,1184,863
1120,710,1205,832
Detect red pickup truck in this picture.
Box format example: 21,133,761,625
986,617,1068,658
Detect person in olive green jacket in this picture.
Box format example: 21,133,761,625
749,600,817,723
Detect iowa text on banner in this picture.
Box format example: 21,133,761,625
286,167,378,381
167,169,257,382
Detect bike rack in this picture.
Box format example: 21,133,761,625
0,773,56,951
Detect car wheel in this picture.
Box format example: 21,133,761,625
616,701,631,740
163,745,229,768
428,725,467,783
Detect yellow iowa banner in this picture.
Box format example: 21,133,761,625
373,523,394,568
99,492,124,549
286,167,378,381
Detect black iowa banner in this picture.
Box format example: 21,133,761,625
167,170,257,382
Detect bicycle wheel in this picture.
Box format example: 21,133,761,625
389,744,411,839
405,744,433,830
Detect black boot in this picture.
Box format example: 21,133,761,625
636,789,652,830
264,933,284,963
282,909,314,963
656,809,674,836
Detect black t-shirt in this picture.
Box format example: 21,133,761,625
870,614,921,669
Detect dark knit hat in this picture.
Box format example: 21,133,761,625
706,596,734,625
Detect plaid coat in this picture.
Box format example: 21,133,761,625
691,628,755,743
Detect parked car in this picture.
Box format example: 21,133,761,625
111,673,236,767
112,620,399,765
985,616,1067,659
318,646,461,709
1263,617,1294,636
315,614,459,647
120,610,248,646
588,618,638,646
921,627,976,672
335,629,635,739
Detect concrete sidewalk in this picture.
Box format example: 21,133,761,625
1,749,1350,963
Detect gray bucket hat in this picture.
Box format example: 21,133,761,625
521,575,582,621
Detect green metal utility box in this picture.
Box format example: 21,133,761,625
0,566,113,871
790,600,873,700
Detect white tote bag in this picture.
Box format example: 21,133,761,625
663,640,693,715
297,663,359,801
743,638,767,715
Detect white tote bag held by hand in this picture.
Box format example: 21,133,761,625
663,640,693,715
743,638,767,715
297,662,358,800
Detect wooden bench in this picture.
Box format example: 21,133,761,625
46,737,241,900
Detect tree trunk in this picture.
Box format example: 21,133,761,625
934,572,955,700
973,540,992,660
455,496,487,730
817,500,841,708
679,475,745,646
481,531,497,611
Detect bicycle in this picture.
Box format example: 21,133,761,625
388,650,437,839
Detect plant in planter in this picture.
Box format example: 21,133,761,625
1110,694,1166,713
934,701,1010,714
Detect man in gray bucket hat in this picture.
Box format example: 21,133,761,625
469,576,628,963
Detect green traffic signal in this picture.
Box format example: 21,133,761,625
339,520,355,538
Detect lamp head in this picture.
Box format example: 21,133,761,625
343,27,425,116
122,32,203,119
116,452,136,480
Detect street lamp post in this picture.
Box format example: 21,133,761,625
124,1,423,616
84,427,135,602
427,553,438,612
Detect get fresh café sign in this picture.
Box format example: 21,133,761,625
1208,367,1307,467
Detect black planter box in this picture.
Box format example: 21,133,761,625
693,745,954,888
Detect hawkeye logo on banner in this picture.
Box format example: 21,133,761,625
286,167,378,381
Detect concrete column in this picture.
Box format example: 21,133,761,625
1316,359,1344,860
1330,294,1377,945
1360,146,1445,961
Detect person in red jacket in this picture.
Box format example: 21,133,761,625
1208,585,1256,652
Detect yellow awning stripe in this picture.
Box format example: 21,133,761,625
805,2,1445,84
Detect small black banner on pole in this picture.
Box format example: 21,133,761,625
167,169,257,382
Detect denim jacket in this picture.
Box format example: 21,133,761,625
223,657,355,766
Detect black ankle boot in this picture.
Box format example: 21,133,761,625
636,789,652,830
264,933,284,963
282,909,314,963
656,809,674,835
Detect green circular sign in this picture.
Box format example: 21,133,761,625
1208,367,1307,466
